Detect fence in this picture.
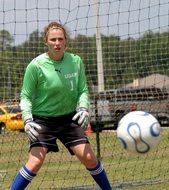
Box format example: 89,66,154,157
0,0,169,189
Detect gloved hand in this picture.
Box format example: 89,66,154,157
24,119,42,142
72,108,90,130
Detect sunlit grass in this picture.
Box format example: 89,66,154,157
1,128,169,189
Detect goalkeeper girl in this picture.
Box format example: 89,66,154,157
10,22,112,190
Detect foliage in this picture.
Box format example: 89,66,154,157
0,29,169,99
0,30,13,51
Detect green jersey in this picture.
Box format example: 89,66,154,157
20,52,90,121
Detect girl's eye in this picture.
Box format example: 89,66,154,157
58,38,63,41
50,38,56,42
50,38,64,42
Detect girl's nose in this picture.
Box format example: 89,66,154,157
55,39,60,44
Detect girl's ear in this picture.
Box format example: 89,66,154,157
43,37,47,46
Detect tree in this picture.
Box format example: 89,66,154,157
0,30,13,51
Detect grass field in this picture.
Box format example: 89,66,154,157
1,128,169,189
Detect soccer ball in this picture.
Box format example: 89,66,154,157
117,111,161,154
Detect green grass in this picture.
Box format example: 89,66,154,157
1,128,169,189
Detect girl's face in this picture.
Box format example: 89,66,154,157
45,28,66,58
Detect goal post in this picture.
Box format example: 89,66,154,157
1,0,169,189
95,0,105,93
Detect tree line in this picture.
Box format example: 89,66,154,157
0,29,169,99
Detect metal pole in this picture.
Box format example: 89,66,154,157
95,0,104,93
94,0,104,160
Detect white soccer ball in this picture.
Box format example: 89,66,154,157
117,111,161,154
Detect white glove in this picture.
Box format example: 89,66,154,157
72,108,90,130
24,119,42,142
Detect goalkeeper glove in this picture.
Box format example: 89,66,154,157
72,108,90,130
24,119,42,142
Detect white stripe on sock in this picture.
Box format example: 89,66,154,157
89,162,104,176
19,167,33,181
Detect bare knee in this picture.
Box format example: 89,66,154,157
78,149,98,169
71,143,98,169
26,156,44,173
84,153,98,169
26,147,47,173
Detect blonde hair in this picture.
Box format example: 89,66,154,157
43,22,68,43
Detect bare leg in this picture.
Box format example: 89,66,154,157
10,147,48,190
26,146,48,173
71,144,112,190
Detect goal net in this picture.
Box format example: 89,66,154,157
1,0,169,189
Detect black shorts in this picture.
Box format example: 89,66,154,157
29,112,89,155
